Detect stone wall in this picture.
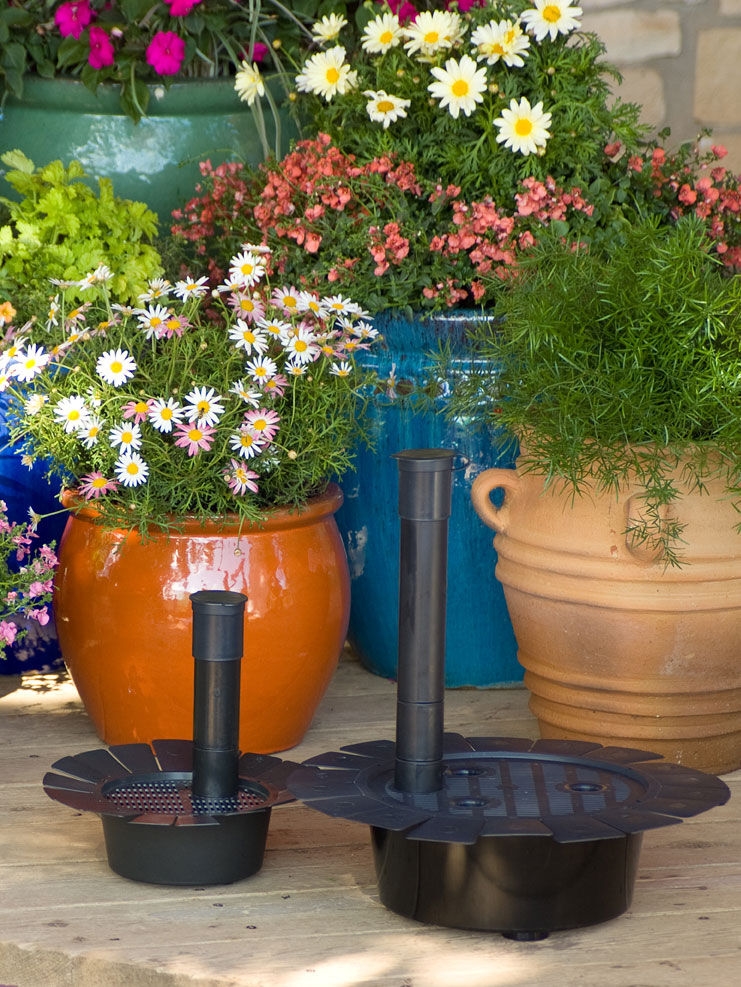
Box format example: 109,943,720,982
581,0,741,173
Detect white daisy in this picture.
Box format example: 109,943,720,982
364,90,411,129
404,10,463,58
228,250,266,288
25,394,47,416
53,395,91,433
13,344,49,383
96,348,137,387
311,13,347,43
234,60,265,107
109,422,142,452
361,12,403,54
322,296,365,317
285,328,319,366
230,379,262,407
229,428,265,460
229,320,269,355
147,397,184,433
173,276,210,301
428,54,488,119
138,278,172,303
114,451,149,487
470,20,531,67
245,355,278,384
494,96,552,155
183,386,225,426
46,295,60,329
256,316,293,341
330,361,353,378
76,415,104,449
520,0,583,42
137,304,171,339
296,46,358,102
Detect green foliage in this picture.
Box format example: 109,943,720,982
456,216,741,564
0,150,162,318
298,1,647,202
0,1,360,121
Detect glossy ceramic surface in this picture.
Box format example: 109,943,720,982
335,310,520,687
0,76,298,221
54,486,349,753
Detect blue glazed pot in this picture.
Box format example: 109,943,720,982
336,310,521,687
0,394,65,674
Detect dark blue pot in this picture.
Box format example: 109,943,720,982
336,310,521,687
0,394,66,674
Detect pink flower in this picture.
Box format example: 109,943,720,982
54,1,93,40
78,472,119,500
173,422,216,456
0,621,18,646
166,0,202,15
249,41,269,64
27,608,50,627
88,26,115,69
146,31,186,76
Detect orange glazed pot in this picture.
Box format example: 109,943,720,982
471,456,741,775
53,485,350,753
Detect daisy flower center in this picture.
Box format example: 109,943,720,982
380,30,393,44
91,476,108,489
515,118,534,136
452,79,469,97
424,30,439,44
326,67,340,84
377,98,395,113
110,360,123,374
126,463,140,476
543,5,562,22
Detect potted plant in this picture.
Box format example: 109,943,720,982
0,497,57,673
467,214,741,774
0,0,359,216
0,148,163,669
0,243,378,752
170,0,656,688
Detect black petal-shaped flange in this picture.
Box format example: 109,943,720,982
289,734,730,845
43,740,297,828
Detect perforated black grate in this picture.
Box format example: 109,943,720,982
103,773,270,815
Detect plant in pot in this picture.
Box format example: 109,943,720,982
170,0,657,688
0,497,57,670
0,0,360,217
0,243,377,752
0,148,163,670
464,213,741,774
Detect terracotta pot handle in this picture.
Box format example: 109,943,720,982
471,468,520,534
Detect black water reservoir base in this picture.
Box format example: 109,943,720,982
372,827,642,938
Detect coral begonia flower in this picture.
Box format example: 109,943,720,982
146,31,186,76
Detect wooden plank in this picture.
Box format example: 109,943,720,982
1,658,740,987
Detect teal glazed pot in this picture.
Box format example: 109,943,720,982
335,310,521,687
0,76,297,221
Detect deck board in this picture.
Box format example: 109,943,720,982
1,654,739,987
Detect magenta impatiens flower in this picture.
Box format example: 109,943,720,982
165,0,203,16
54,0,93,39
88,26,116,70
146,31,186,76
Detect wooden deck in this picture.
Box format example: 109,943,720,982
1,653,739,987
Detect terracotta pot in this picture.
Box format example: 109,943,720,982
471,455,741,774
53,486,349,753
